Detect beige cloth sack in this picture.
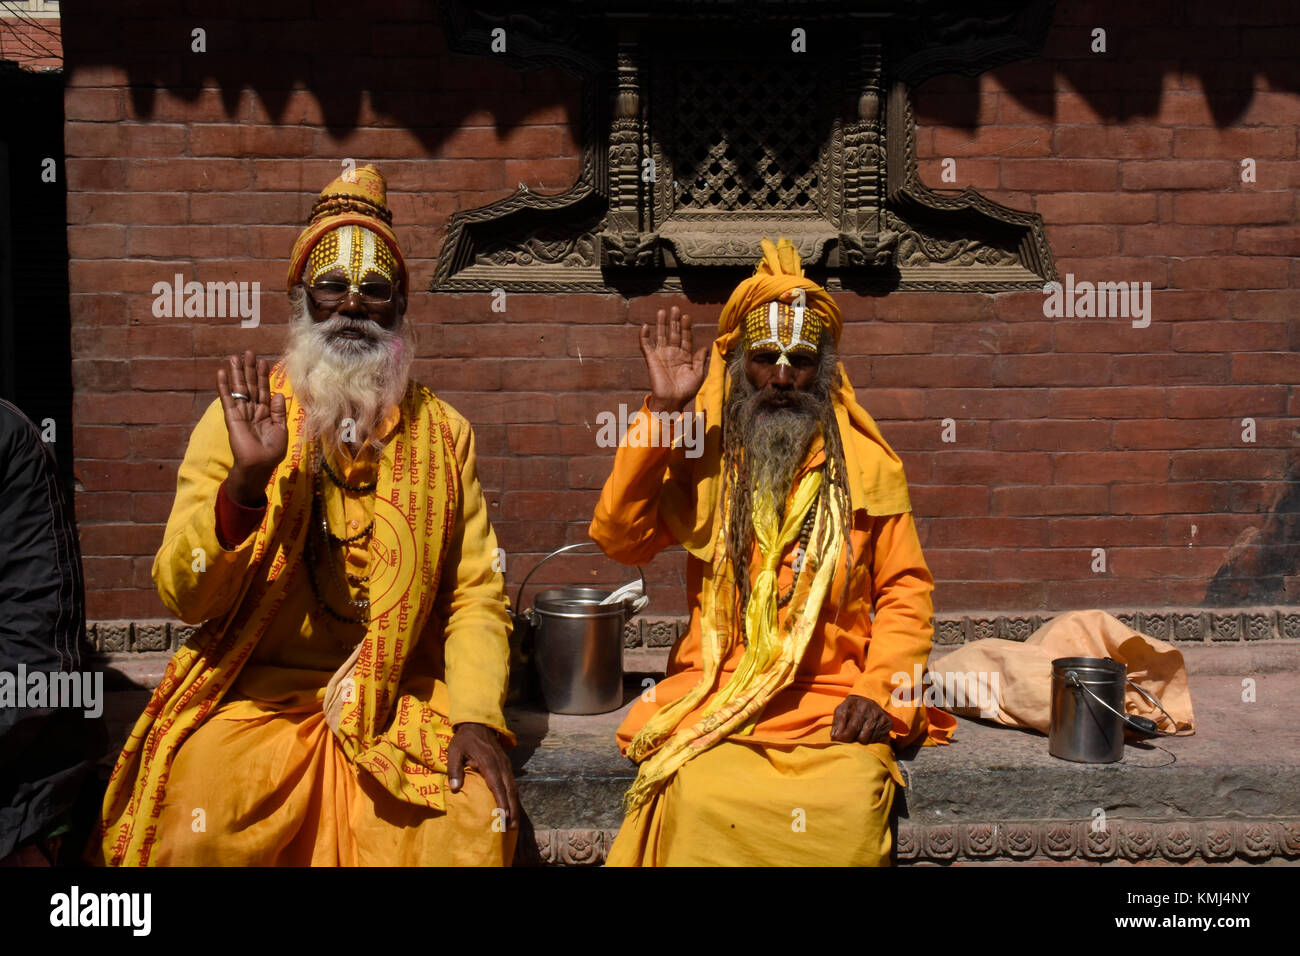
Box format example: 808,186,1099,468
930,609,1195,736
322,641,364,738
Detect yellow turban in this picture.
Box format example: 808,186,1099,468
287,164,407,295
661,237,912,561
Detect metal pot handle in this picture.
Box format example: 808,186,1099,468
1065,670,1185,738
514,541,647,612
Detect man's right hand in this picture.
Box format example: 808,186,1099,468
217,349,288,507
640,306,709,414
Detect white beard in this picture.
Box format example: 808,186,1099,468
282,286,415,459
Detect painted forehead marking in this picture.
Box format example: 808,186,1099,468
308,224,396,285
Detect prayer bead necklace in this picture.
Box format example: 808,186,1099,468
777,499,819,609
304,441,375,625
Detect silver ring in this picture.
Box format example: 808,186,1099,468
230,392,250,401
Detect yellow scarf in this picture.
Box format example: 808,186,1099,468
624,468,842,811
95,361,460,866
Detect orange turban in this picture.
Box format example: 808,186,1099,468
661,237,913,561
286,164,407,294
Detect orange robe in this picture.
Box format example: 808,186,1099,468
590,397,955,865
108,388,515,866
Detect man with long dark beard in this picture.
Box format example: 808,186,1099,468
591,238,955,866
93,165,519,866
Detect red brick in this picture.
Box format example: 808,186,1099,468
1173,127,1296,159
933,581,1047,612
1121,160,1233,190
1047,516,1166,547
1052,323,1171,353
433,392,555,425
130,425,195,461
927,325,1000,356
989,549,1108,580
66,159,129,191
1111,482,1232,514
1043,224,1118,258
898,452,933,483
839,324,934,354
1001,160,1119,192
81,556,135,591
72,360,131,390
916,158,1001,190
67,192,188,227
925,549,993,580
187,125,314,158
1119,224,1232,256
1170,257,1290,290
990,420,1112,451
884,421,990,452
508,424,601,456
127,225,249,258
923,388,1042,420
1230,481,1290,512
1045,579,1175,609
1167,514,1261,547
1051,451,1170,484
503,158,582,192
73,426,130,461
1229,290,1300,320
932,124,1052,159
124,159,253,192
1172,192,1293,225
993,354,1113,387
80,522,168,555
847,387,925,419
932,451,1051,484
65,88,124,122
993,91,1055,125
68,225,127,259
1035,192,1157,224
1053,126,1171,159
436,125,579,161
920,517,1048,548
990,485,1108,515
1236,226,1300,256
871,355,993,388
1169,449,1287,480
871,293,994,324
74,489,133,524
909,484,990,516
1113,419,1234,450
190,193,304,225
1231,352,1300,384
1110,354,1229,386
73,391,205,427
1171,322,1289,353
127,88,238,123
565,456,616,490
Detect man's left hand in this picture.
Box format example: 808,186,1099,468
831,694,894,745
448,722,521,831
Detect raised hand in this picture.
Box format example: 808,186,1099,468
639,306,709,414
216,349,288,506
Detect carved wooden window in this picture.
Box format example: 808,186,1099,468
435,1,1057,294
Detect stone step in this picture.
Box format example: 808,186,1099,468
92,642,1300,864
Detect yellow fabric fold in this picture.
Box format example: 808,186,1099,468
623,469,841,811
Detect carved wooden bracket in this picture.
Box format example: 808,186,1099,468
435,1,1058,293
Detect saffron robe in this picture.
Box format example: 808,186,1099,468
94,364,515,866
590,398,955,865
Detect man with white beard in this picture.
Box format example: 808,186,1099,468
93,166,519,867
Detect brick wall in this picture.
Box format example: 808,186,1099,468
61,1,1299,620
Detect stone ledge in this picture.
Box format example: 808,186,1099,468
80,607,1300,655
532,819,1300,866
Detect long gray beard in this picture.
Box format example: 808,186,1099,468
282,286,415,458
727,361,824,508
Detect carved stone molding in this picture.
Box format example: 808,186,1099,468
534,820,1300,865
434,0,1058,293
88,608,1300,654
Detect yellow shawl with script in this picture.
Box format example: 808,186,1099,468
95,361,461,867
